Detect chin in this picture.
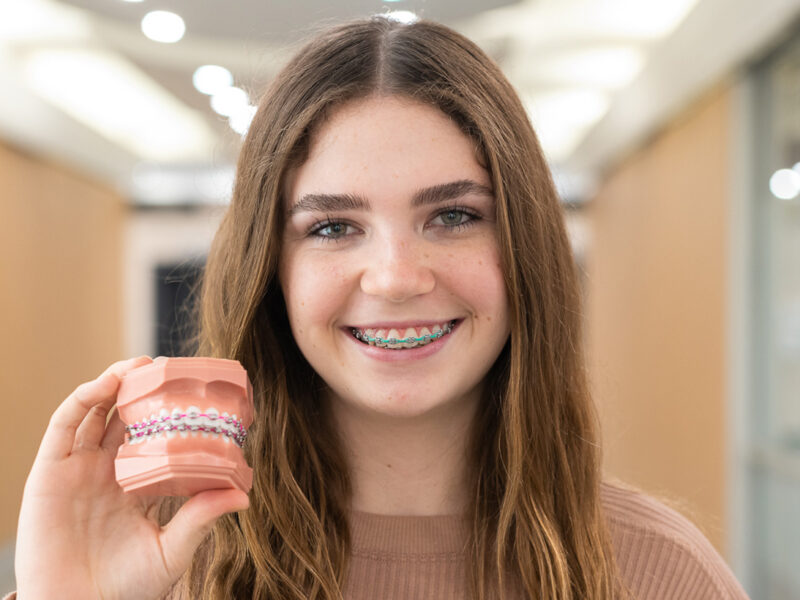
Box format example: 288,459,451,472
332,383,476,420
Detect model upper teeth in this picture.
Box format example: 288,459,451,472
124,406,247,447
351,320,456,349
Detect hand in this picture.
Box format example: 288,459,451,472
15,356,250,600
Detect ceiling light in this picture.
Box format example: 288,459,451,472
229,105,258,136
384,11,418,24
24,48,215,162
525,89,609,162
141,10,185,43
470,0,700,45
526,46,646,89
0,0,90,42
210,86,249,117
193,65,233,95
598,0,701,38
769,168,800,200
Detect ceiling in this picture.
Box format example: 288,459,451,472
0,0,798,205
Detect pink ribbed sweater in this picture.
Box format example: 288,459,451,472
4,483,750,599
340,483,749,599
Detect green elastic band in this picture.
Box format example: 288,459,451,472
367,331,442,344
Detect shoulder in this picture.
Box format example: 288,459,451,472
599,481,750,600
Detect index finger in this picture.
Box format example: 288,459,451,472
36,356,152,462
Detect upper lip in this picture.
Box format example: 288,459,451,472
345,319,459,330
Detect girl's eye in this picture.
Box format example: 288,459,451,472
307,208,480,241
309,221,354,240
431,207,479,230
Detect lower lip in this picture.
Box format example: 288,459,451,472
342,321,460,362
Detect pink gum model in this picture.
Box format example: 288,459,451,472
114,356,254,496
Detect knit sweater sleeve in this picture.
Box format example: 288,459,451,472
601,483,750,599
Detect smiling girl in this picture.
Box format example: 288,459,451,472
12,16,749,600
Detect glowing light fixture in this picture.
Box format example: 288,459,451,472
193,65,233,95
229,105,258,136
385,11,418,24
529,46,646,89
525,89,610,162
472,0,700,45
24,48,215,161
141,10,185,43
0,0,90,42
769,168,800,200
588,0,701,38
210,86,249,117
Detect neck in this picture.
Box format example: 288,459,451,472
329,392,479,516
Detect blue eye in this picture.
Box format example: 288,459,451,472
307,207,480,242
309,220,354,241
432,207,480,230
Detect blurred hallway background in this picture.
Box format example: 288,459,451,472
1,0,799,597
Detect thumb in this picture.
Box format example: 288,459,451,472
159,488,249,575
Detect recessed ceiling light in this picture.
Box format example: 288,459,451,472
141,10,185,43
526,46,646,89
193,65,233,95
384,11,418,24
120,0,145,3
210,86,249,117
525,89,609,162
24,48,215,161
229,105,258,136
0,0,90,42
769,168,800,200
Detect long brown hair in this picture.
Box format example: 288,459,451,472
177,16,624,599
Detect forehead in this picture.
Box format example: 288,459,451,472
285,96,489,205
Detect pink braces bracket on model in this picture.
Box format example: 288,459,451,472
124,408,247,447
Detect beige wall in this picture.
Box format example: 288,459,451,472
586,83,732,553
0,142,125,543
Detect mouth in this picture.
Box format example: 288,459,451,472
348,319,459,350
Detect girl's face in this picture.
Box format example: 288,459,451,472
280,96,510,418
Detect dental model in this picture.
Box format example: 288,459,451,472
114,357,254,496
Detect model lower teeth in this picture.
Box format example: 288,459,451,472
124,406,247,447
351,321,456,349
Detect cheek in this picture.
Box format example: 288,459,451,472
439,239,508,321
281,252,350,331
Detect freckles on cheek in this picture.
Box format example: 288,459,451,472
289,259,351,328
445,242,507,319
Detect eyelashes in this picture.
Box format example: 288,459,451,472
306,205,482,243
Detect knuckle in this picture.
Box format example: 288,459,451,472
72,380,95,403
107,355,153,378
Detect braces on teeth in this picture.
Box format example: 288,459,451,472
351,320,455,349
125,407,247,447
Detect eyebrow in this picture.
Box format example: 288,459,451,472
286,179,493,217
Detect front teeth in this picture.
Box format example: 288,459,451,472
351,320,456,349
125,406,247,447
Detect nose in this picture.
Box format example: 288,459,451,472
359,237,435,302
